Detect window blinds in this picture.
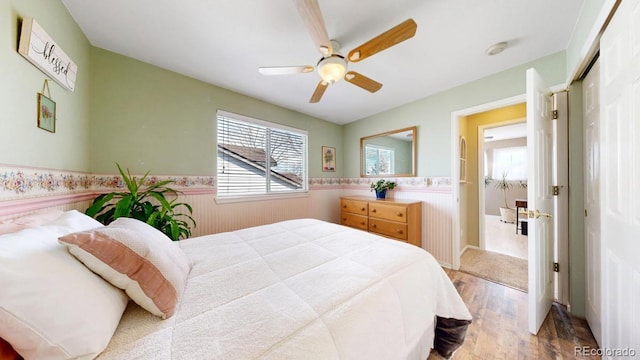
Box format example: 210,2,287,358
217,111,307,197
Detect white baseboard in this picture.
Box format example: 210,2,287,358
460,245,479,256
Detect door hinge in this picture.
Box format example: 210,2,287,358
552,109,559,119
552,185,560,196
553,262,560,272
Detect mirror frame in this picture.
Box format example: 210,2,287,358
360,126,417,178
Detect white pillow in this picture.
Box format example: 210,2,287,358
59,217,192,319
0,209,65,235
0,211,128,360
43,209,104,235
11,208,65,226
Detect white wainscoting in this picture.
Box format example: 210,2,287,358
184,186,454,266
384,189,454,267
0,199,93,222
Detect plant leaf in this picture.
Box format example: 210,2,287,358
85,193,115,217
116,163,137,195
114,194,134,219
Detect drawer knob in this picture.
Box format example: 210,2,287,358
342,217,346,221
343,205,347,208
361,207,366,211
372,208,377,213
396,212,403,217
360,221,365,225
396,229,403,234
371,223,377,228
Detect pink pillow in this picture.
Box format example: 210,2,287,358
59,218,192,319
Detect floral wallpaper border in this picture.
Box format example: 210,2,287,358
0,165,215,201
308,177,452,188
0,165,452,201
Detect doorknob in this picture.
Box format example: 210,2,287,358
528,209,552,219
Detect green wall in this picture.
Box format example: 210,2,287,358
343,51,567,178
565,0,613,81
90,48,342,177
0,0,92,171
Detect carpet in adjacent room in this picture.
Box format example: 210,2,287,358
459,248,528,292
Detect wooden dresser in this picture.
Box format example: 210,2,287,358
340,196,422,247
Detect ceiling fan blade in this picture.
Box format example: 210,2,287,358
259,66,315,75
344,71,382,93
294,0,332,55
347,18,417,62
309,81,329,103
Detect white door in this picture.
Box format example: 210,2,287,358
599,0,640,353
526,68,555,335
583,58,601,346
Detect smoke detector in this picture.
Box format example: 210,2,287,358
486,41,508,56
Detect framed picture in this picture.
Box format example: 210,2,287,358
37,93,56,133
322,146,336,172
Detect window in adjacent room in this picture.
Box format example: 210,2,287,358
216,110,308,199
459,136,467,181
491,146,527,180
364,144,395,175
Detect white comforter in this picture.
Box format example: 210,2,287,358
98,219,471,359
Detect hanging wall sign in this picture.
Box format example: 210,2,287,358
18,17,77,92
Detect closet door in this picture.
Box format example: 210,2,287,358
583,58,601,346
599,0,640,352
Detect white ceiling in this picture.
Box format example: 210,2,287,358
61,0,584,125
484,122,527,142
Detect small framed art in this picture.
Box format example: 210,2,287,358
37,93,56,133
322,146,336,172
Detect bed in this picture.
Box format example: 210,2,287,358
0,211,471,359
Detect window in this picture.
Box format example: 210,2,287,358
364,144,395,175
491,146,527,180
216,110,307,198
459,136,467,181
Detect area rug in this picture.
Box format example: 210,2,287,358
459,248,528,292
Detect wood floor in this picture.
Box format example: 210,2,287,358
428,270,600,359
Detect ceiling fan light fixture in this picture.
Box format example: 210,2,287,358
317,55,347,83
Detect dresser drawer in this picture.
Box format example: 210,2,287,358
341,199,368,215
340,212,368,230
369,219,408,241
369,203,407,223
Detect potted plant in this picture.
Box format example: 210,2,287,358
85,163,196,240
494,172,516,223
484,175,492,188
370,179,396,199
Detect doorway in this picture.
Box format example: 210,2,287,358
481,121,528,261
457,104,529,291
451,94,525,272
451,88,570,316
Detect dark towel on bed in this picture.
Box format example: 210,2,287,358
434,316,472,359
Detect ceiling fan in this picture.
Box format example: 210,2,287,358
258,0,417,103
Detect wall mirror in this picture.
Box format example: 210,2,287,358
360,126,416,177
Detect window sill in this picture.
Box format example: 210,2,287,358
214,191,309,204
